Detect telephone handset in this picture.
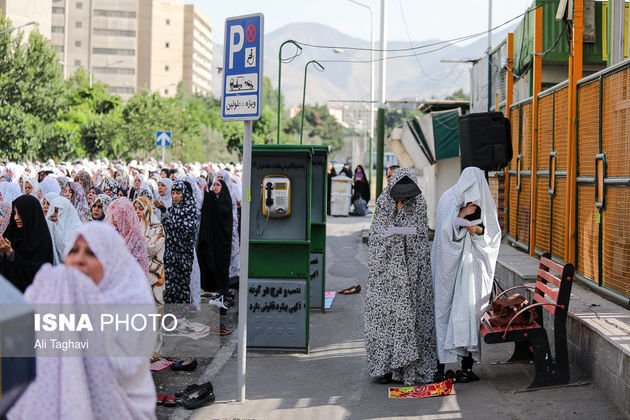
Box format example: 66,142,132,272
261,175,291,218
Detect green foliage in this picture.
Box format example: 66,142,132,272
0,23,345,162
385,108,423,138
444,88,470,101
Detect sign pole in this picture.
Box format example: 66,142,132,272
162,142,165,163
238,120,252,402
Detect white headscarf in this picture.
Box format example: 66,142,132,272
46,196,82,265
218,169,241,205
5,162,24,184
158,178,173,208
22,177,40,198
0,182,21,203
431,167,501,364
39,176,62,196
9,224,156,419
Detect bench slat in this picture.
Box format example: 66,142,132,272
535,280,559,303
533,292,556,315
538,268,562,288
540,257,563,275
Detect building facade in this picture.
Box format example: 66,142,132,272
182,4,212,96
46,0,212,100
1,0,52,39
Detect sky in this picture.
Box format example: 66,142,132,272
192,0,534,45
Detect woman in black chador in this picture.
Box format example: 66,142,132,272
197,179,233,295
0,195,54,292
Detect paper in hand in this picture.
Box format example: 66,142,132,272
387,226,417,236
454,217,482,227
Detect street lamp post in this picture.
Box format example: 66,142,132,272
347,0,375,185
0,21,36,35
376,0,388,198
276,40,302,144
300,60,325,144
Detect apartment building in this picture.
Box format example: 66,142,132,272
52,0,138,99
48,0,213,100
1,0,51,39
182,4,212,96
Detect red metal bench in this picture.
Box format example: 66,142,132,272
480,252,575,389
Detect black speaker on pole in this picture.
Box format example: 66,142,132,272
458,112,513,171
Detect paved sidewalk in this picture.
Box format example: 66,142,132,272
181,217,622,420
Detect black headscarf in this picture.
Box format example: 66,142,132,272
197,180,233,293
0,195,54,292
352,165,371,202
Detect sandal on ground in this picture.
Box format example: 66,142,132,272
340,285,361,295
182,382,216,410
337,286,355,294
156,394,166,405
170,359,198,372
464,369,480,381
163,395,177,407
455,370,471,383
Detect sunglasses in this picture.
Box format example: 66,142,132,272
93,204,103,209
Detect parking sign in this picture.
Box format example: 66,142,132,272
221,13,264,121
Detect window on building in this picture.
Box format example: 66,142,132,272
165,65,169,71
164,89,169,95
75,21,82,28
74,60,81,66
94,10,136,18
55,45,64,52
107,86,134,95
52,7,64,14
165,42,169,48
93,28,136,37
166,19,170,25
75,40,82,47
76,2,83,9
93,67,135,75
51,26,64,33
92,47,135,56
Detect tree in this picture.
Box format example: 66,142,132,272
444,88,470,101
0,16,65,159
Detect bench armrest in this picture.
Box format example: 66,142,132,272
492,285,536,304
502,302,565,339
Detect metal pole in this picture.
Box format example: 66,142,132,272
162,143,165,163
375,0,387,198
487,0,492,111
238,120,253,402
529,6,543,256
300,60,324,145
300,63,309,145
276,40,302,144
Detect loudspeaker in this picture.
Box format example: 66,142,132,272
458,112,513,171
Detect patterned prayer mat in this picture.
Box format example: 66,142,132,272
388,379,453,399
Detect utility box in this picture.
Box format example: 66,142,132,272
310,145,329,311
330,174,352,216
244,144,312,352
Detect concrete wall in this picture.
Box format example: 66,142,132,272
1,0,52,39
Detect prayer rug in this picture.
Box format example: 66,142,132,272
150,358,173,371
324,291,336,309
388,379,453,399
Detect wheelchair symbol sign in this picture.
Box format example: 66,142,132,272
245,47,256,67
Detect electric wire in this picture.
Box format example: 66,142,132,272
294,6,541,53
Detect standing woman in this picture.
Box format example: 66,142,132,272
38,176,61,197
133,197,165,304
365,168,438,385
64,181,90,222
0,195,54,292
104,198,149,273
217,170,240,284
46,196,82,265
431,167,501,381
0,201,12,235
156,180,197,305
74,170,94,195
103,178,119,197
87,186,103,207
90,194,112,221
198,179,233,296
0,182,21,203
8,222,156,420
22,177,40,198
154,178,173,212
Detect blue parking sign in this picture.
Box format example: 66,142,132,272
221,13,264,121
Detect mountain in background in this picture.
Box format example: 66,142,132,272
212,22,515,107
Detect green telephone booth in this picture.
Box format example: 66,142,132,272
309,145,329,311
243,144,312,352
